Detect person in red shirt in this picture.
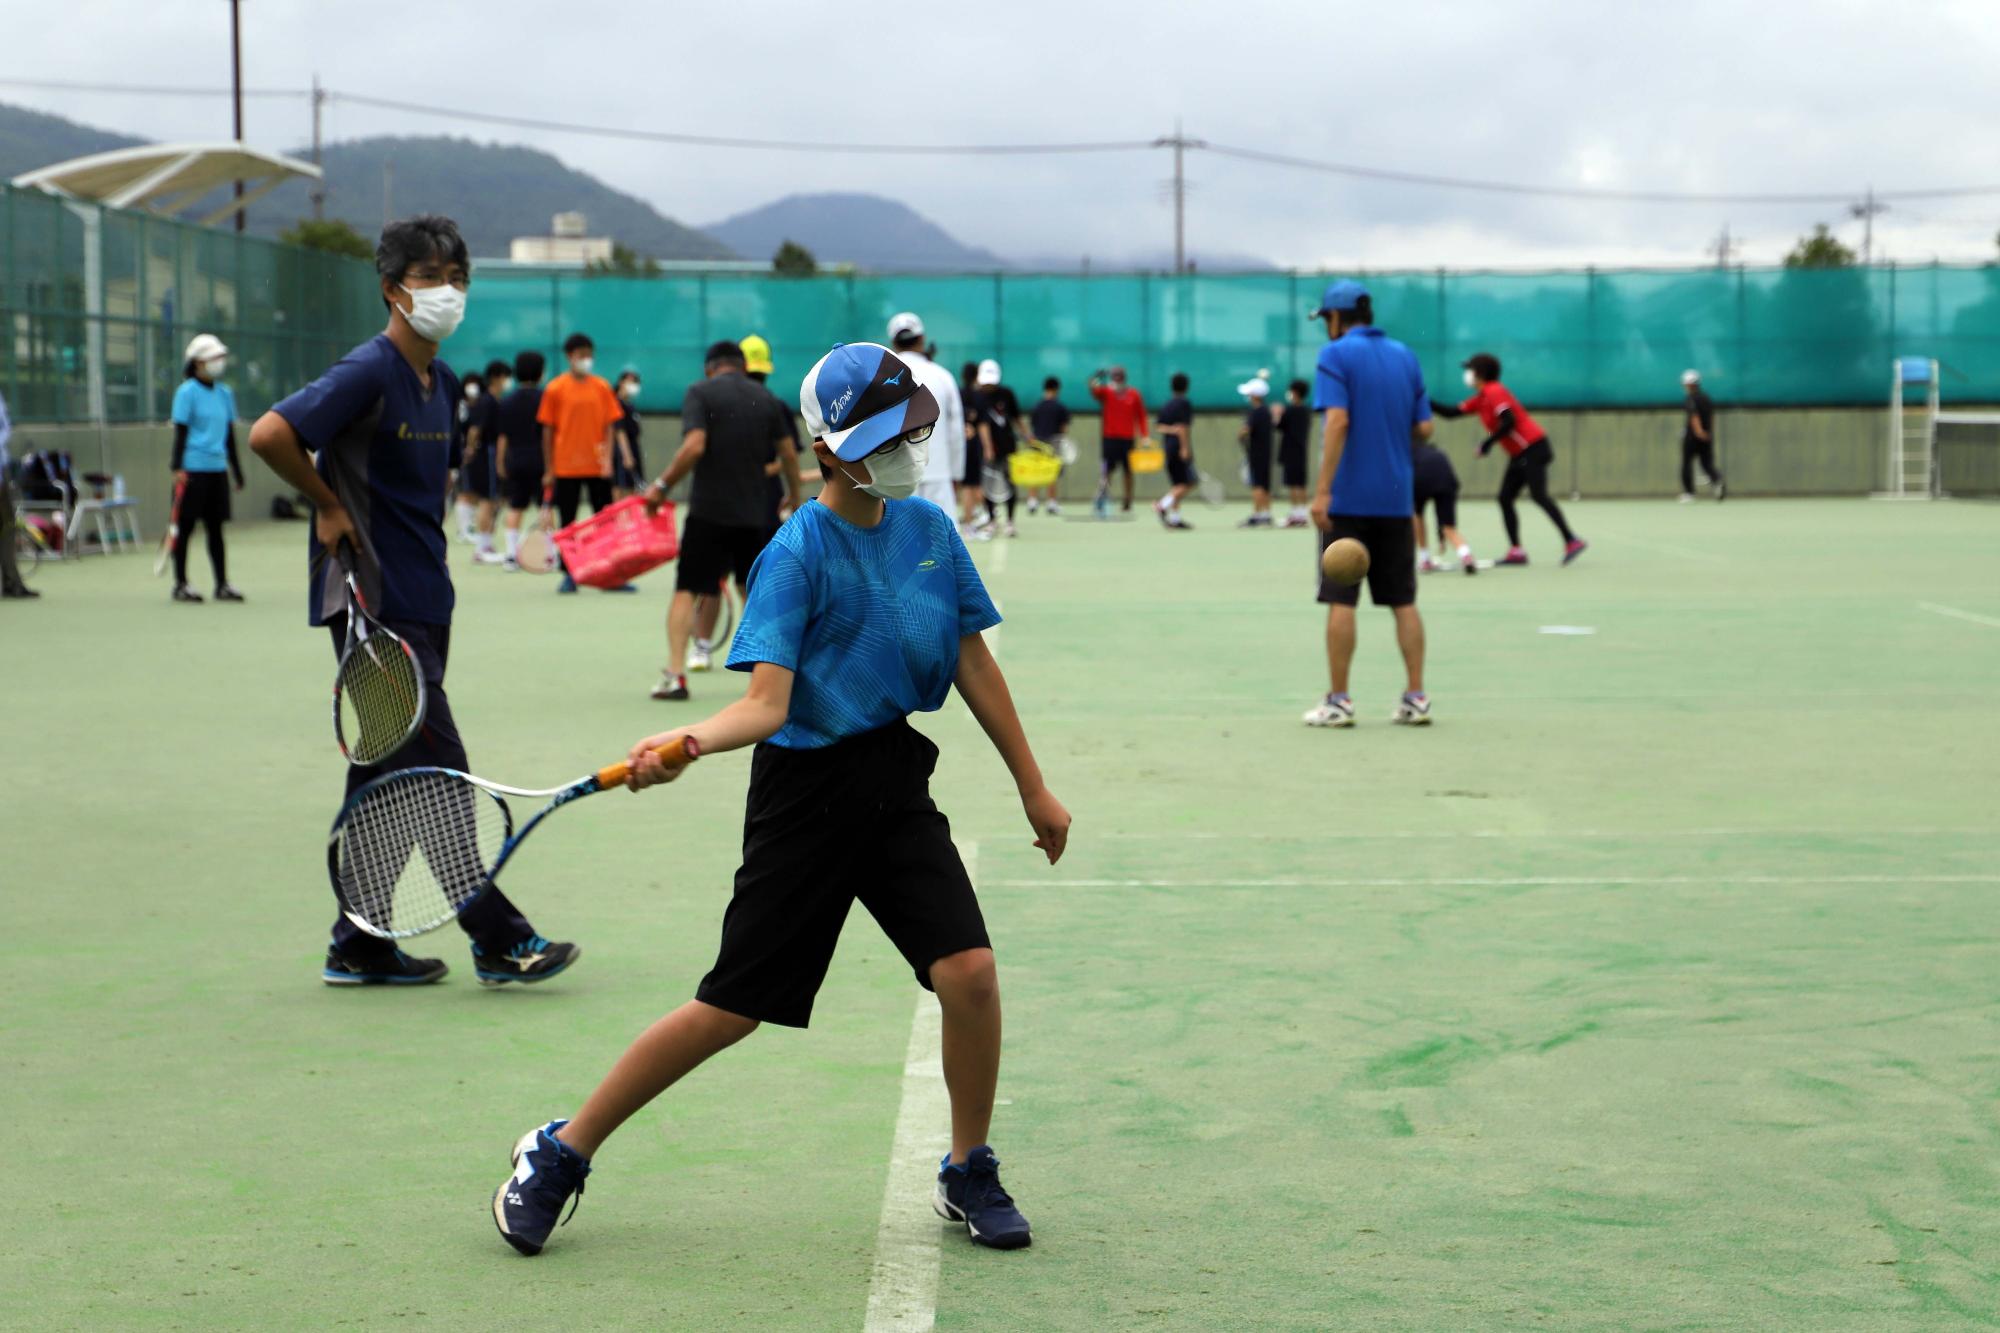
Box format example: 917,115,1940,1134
1088,365,1148,516
1432,353,1585,565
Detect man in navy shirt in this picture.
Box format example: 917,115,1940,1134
249,215,578,988
1304,280,1433,728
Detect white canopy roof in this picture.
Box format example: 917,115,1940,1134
10,143,321,226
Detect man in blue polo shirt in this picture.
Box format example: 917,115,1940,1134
248,214,578,989
1303,280,1433,728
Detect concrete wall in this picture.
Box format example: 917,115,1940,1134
14,404,1992,541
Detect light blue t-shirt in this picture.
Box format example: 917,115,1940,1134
727,498,1001,749
171,379,238,473
1312,326,1429,517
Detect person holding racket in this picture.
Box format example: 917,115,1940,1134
247,214,579,988
973,359,1024,537
493,340,1070,1258
168,334,246,603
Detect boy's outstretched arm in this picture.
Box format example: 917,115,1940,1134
623,663,794,789
955,632,1071,864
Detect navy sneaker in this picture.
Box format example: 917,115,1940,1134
557,574,578,594
934,1146,1032,1249
322,947,448,986
493,1120,590,1255
473,935,580,986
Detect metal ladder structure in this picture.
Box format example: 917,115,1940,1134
1883,357,1939,499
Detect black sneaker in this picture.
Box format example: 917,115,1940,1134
934,1146,1032,1249
493,1119,590,1255
473,935,580,986
172,584,204,603
322,947,449,986
214,585,245,602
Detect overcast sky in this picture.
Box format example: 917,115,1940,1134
10,0,2000,269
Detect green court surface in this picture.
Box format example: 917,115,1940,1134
4,498,1998,1331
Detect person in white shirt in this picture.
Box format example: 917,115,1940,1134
887,311,964,514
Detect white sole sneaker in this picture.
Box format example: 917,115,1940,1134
1303,700,1356,728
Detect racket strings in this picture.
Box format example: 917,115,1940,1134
334,771,508,937
338,636,423,765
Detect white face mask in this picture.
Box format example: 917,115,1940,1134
204,357,228,380
620,382,640,401
463,382,481,401
844,436,928,501
573,357,595,377
398,283,466,342
1462,368,1477,389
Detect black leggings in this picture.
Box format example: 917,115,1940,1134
174,471,230,588
1681,439,1722,494
1498,439,1576,545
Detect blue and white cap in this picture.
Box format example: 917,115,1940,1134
800,342,941,462
1309,279,1370,318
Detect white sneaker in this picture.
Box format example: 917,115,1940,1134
687,640,713,672
1419,553,1441,573
473,548,505,565
1393,692,1432,726
1303,695,1356,728
502,557,519,572
1678,493,1694,504
1026,498,1040,514
1046,501,1062,517
1004,522,1019,538
970,525,994,542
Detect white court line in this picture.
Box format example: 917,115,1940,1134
980,826,1989,842
1919,601,2000,630
990,538,1009,576
861,838,978,1333
986,873,2000,890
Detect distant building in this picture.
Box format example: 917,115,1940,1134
509,212,614,266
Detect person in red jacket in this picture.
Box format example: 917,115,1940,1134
1088,365,1148,516
1432,353,1585,565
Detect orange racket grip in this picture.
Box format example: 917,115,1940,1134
596,735,700,790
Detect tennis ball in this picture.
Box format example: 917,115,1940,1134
1320,537,1370,585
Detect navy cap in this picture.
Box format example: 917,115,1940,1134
800,342,940,461
1309,279,1370,318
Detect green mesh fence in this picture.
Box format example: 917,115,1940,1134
0,182,381,423
456,263,2000,414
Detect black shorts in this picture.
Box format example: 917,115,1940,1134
1165,442,1196,487
963,441,984,488
460,446,497,499
1318,514,1418,608
1417,486,1459,530
1245,439,1273,492
675,517,769,594
613,443,647,491
180,470,232,525
696,720,990,1028
1101,436,1134,475
503,469,541,511
1279,440,1308,489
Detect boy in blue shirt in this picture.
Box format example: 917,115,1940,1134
168,333,244,603
249,215,578,989
493,342,1072,1257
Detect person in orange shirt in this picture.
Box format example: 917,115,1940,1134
538,332,630,592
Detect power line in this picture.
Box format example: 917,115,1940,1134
0,76,301,98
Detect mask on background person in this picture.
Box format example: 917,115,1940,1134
620,381,641,402
204,357,228,380
573,356,595,377
845,436,928,501
1462,368,1478,389
464,382,481,401
398,282,466,342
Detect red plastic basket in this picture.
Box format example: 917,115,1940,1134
551,497,680,589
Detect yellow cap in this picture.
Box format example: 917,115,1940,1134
740,334,774,375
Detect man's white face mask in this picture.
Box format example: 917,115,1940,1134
398,282,466,342
1463,368,1478,389
845,431,930,501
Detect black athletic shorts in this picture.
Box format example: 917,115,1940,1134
676,516,769,594
696,719,990,1028
503,469,541,511
1416,485,1459,531
1279,439,1308,489
1245,439,1273,492
1101,435,1134,475
963,439,984,488
1318,513,1417,608
1165,441,1195,487
460,446,497,499
180,470,232,525
613,442,646,492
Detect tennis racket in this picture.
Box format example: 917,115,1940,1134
982,462,1014,505
153,476,187,577
516,488,557,573
1196,471,1226,506
329,735,701,938
332,542,427,766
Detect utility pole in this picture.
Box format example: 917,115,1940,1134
1850,186,1888,264
1152,122,1205,274
230,0,244,231
310,72,326,220
383,158,393,228
1707,222,1739,267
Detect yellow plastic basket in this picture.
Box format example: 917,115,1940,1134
1129,442,1166,474
1008,449,1063,487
